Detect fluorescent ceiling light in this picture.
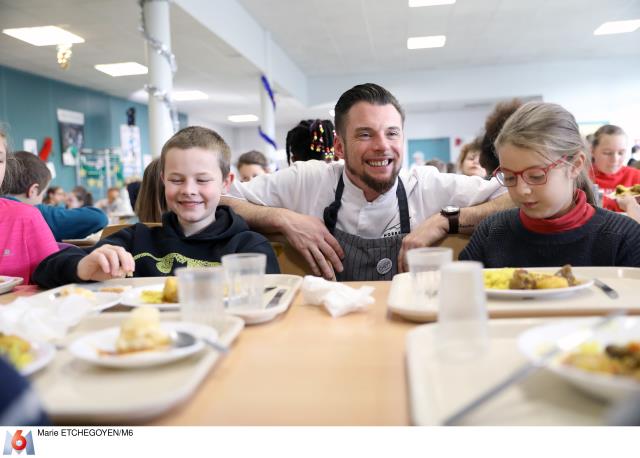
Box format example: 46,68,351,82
95,62,148,77
593,19,640,35
228,114,259,123
2,25,84,46
172,90,209,101
407,35,446,49
409,0,455,7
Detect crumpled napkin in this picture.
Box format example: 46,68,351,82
301,275,374,318
0,295,94,342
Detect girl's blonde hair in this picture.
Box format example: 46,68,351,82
591,124,626,149
495,102,596,205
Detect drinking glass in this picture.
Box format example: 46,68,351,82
436,261,488,361
407,247,453,306
176,266,226,328
222,253,266,310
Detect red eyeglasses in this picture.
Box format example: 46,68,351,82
493,155,568,187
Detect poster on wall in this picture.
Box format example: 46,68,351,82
57,108,85,166
120,124,142,179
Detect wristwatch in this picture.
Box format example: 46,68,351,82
441,205,460,234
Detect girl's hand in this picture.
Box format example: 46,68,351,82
616,195,640,212
77,244,135,281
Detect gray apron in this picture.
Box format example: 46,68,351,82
323,175,411,281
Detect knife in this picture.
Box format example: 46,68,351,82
593,278,618,299
266,288,286,308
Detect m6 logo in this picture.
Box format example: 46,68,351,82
3,430,35,455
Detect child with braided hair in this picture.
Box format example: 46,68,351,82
285,119,336,164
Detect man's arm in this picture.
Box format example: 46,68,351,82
221,196,344,279
398,193,514,272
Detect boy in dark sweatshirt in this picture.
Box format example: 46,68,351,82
34,126,278,288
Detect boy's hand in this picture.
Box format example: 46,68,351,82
77,244,136,281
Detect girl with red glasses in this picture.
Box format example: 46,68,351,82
460,102,640,267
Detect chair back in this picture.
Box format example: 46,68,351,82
100,222,162,239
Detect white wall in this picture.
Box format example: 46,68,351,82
308,57,640,155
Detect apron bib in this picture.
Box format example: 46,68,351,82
323,175,411,281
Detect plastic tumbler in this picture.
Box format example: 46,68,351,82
436,261,488,361
176,266,226,328
222,253,266,310
407,247,453,306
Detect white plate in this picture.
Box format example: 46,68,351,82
485,269,594,299
20,340,56,376
518,316,640,402
43,288,122,312
68,321,215,368
0,276,24,294
120,284,178,310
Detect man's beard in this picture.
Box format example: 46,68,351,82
346,158,400,196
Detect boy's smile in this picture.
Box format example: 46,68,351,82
162,146,232,237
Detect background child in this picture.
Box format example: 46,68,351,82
134,158,167,223
460,102,640,267
0,131,59,283
285,119,336,164
589,124,640,212
5,151,108,241
236,150,269,182
34,126,279,288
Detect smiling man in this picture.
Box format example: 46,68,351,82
222,83,512,281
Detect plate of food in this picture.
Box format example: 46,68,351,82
0,276,24,295
518,316,640,402
119,277,179,309
45,285,122,312
0,333,56,376
483,265,593,298
68,307,215,368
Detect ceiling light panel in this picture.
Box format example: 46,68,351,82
407,35,446,49
409,0,455,7
2,26,84,46
172,90,209,101
95,62,148,77
228,114,259,123
593,19,640,35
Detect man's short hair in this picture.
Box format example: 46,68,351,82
160,126,231,178
333,83,405,137
237,150,268,170
7,151,51,195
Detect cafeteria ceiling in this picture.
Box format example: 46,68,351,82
0,0,638,127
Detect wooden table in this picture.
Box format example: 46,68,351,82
1,281,416,426
151,281,413,426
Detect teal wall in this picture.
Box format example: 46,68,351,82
0,64,187,196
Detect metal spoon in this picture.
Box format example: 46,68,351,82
170,331,228,354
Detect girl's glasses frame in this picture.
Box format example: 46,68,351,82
493,155,569,187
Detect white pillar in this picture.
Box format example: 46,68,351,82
144,0,174,158
259,33,276,160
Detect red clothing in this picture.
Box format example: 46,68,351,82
519,189,596,234
590,166,640,212
0,198,59,284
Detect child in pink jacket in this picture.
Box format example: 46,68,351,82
0,130,58,284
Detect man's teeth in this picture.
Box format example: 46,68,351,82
367,159,390,166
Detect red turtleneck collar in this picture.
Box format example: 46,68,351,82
519,189,595,234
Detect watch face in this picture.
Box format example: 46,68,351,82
442,205,459,214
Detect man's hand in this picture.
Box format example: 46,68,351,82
398,213,448,273
280,211,344,280
77,244,135,281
